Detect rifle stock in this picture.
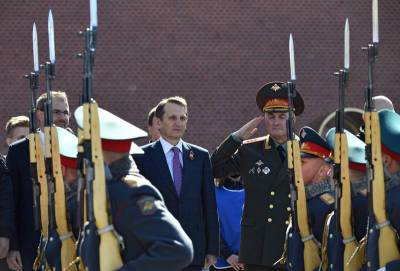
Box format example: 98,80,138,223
51,127,77,270
32,132,49,271
365,111,400,266
88,103,123,270
288,139,321,271
287,81,321,271
334,133,363,270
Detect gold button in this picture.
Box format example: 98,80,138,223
270,191,275,196
269,204,274,209
267,218,272,222
285,220,289,225
287,207,291,212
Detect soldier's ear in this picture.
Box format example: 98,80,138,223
382,153,391,165
61,165,66,177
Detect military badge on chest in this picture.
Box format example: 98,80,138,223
249,160,270,175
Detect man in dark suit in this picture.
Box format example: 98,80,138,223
211,82,305,271
133,96,219,271
6,91,70,271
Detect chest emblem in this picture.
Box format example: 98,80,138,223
249,160,270,175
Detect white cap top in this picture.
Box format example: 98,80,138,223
74,105,148,140
56,127,78,158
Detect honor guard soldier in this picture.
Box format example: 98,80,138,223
57,127,80,236
378,109,400,270
326,128,368,241
74,106,194,271
298,126,335,244
379,110,400,232
211,81,305,271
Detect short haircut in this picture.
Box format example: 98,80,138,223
147,106,157,126
155,96,187,120
5,116,29,137
36,90,68,111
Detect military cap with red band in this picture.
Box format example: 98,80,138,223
379,109,400,162
299,126,333,161
256,81,305,116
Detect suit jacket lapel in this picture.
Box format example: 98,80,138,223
181,141,191,195
153,141,178,198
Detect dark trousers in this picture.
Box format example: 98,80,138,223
182,265,202,271
244,264,286,271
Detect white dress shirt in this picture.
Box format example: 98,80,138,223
159,137,184,179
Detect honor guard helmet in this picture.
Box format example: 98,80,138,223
57,127,78,169
326,128,367,172
256,81,305,116
299,126,332,162
74,106,147,154
379,109,400,162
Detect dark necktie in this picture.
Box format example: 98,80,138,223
277,145,286,162
172,147,183,195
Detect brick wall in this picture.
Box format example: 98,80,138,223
1,0,399,154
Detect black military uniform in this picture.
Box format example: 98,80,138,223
74,105,194,271
211,81,304,270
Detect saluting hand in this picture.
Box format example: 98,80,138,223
233,116,264,141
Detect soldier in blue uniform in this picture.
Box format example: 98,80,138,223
377,109,400,270
284,126,334,270
299,126,335,245
326,128,368,242
74,106,194,271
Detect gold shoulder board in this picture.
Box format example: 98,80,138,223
243,135,268,145
320,193,335,205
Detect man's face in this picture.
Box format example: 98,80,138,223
37,97,70,129
158,103,187,142
265,112,289,141
148,116,161,142
6,126,29,146
301,157,324,185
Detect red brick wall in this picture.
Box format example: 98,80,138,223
1,1,399,153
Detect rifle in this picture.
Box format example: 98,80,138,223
26,23,50,271
36,10,64,271
285,34,321,271
76,0,124,269
25,22,44,235
363,0,400,269
28,17,52,271
326,18,363,271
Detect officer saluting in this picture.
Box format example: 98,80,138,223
212,81,304,271
74,106,194,271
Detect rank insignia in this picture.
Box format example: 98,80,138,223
137,196,157,215
262,166,270,175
